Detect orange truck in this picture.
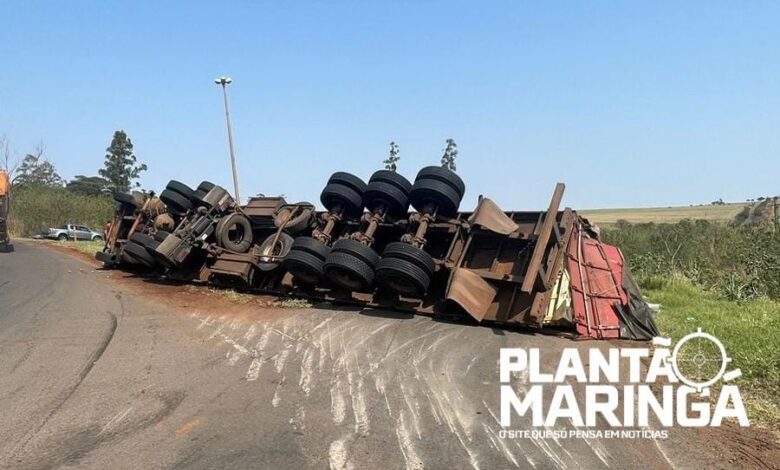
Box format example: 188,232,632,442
0,170,13,252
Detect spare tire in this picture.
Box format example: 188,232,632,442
215,213,253,253
273,203,315,234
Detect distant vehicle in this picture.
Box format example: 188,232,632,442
46,224,103,241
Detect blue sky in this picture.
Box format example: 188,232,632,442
1,1,778,210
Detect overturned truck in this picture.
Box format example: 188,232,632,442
97,167,658,340
0,170,13,253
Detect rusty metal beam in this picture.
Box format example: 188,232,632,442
528,208,575,324
521,183,565,294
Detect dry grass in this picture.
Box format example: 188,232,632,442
40,239,105,257
185,285,312,308
581,203,746,226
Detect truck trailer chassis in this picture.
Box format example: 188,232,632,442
97,168,657,339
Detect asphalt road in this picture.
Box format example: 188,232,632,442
0,242,737,469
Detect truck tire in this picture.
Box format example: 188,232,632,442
284,249,325,285
290,236,331,260
190,189,209,208
190,181,216,207
327,172,368,194
197,181,216,192
113,192,140,208
57,233,68,241
215,213,253,253
320,183,363,217
323,251,375,292
160,189,193,215
331,238,380,267
409,178,461,217
363,180,409,219
381,242,435,275
166,180,195,199
369,169,412,193
415,166,466,198
130,232,155,247
124,240,155,266
375,257,431,297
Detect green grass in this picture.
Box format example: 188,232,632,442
581,203,745,226
644,278,780,427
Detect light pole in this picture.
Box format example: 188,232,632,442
214,76,241,204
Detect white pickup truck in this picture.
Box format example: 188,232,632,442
46,224,103,241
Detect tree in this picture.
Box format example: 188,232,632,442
66,175,109,196
13,144,63,188
383,141,400,171
99,130,147,192
440,138,458,171
0,135,17,177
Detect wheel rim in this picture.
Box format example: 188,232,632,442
227,224,245,245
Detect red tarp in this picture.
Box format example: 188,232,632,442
567,225,626,340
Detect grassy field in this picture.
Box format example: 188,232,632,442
580,203,746,226
644,278,780,428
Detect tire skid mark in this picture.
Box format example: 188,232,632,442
12,311,118,459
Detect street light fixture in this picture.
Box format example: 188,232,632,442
214,76,240,204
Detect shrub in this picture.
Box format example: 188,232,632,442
602,220,780,300
7,186,116,237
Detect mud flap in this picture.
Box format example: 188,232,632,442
445,268,497,322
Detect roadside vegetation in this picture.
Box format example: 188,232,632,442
8,186,115,237
603,221,780,427
643,279,780,428
603,220,780,301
